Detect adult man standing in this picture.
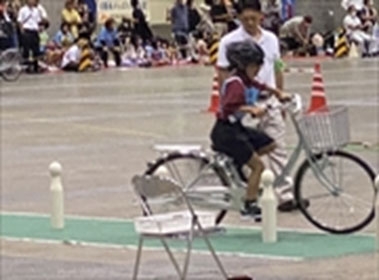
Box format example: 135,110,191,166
217,0,299,211
18,0,42,73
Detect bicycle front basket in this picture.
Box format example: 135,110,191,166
298,106,350,152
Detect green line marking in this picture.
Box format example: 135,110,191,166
0,213,374,260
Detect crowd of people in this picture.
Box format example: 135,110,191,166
0,0,378,75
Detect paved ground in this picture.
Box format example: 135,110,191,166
1,58,379,279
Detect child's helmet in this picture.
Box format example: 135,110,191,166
226,40,265,71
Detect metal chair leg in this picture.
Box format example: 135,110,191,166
181,224,194,280
160,238,183,278
132,237,144,280
202,234,229,279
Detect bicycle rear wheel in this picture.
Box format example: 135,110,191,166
294,150,376,234
144,152,231,225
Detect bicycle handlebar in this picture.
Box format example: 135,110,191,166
267,93,302,116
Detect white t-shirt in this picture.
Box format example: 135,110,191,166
280,16,304,38
17,5,42,31
37,4,48,20
217,26,280,88
61,45,81,68
343,14,362,35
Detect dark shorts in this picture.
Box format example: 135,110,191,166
210,119,274,166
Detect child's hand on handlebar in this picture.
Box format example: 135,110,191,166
277,92,292,103
250,106,266,117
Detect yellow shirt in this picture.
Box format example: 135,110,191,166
62,8,82,38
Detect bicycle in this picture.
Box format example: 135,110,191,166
0,48,22,82
142,94,377,234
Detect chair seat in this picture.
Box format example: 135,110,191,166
187,185,230,195
134,210,216,235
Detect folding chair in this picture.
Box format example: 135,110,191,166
132,175,229,280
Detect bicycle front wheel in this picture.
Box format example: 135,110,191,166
294,150,376,234
2,65,22,82
144,152,231,225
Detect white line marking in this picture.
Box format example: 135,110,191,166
0,237,303,261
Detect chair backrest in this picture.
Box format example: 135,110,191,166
132,175,191,215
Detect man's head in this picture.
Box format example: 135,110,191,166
104,17,115,30
26,0,36,6
176,0,185,5
302,15,313,28
236,0,263,35
347,4,357,15
65,0,74,10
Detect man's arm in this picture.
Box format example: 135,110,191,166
216,37,230,87
273,35,284,90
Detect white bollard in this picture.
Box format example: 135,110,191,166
261,169,277,243
49,161,64,229
155,165,170,178
375,175,379,279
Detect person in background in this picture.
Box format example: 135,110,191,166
118,16,133,46
4,0,19,48
62,0,82,39
262,0,281,36
36,0,48,24
95,17,121,67
39,20,49,54
18,0,42,73
170,0,190,59
343,4,376,56
0,4,13,50
61,38,96,72
53,22,74,48
279,15,313,55
187,0,201,33
77,0,95,39
360,0,377,33
131,0,153,46
209,0,233,37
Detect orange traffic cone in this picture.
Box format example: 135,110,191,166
207,70,220,113
307,63,328,113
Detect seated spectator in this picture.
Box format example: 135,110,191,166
61,38,97,72
343,4,376,56
121,36,150,67
280,15,313,55
150,40,171,66
39,21,49,54
95,18,121,67
62,0,82,39
53,22,74,48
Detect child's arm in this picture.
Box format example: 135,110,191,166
252,79,291,102
239,105,266,117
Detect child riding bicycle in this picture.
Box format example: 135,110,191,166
210,39,289,221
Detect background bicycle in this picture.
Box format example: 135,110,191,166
0,48,22,82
